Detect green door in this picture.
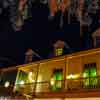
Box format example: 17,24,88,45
83,63,97,88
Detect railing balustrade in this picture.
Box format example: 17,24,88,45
1,77,100,96
13,77,100,95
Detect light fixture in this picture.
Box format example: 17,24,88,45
20,80,25,85
29,72,33,76
67,74,74,79
50,78,55,86
4,81,10,88
67,74,80,79
28,72,35,83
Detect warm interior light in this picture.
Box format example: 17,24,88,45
28,72,35,83
55,48,63,56
29,72,33,76
4,81,10,88
67,74,74,79
67,74,80,79
20,80,25,85
50,78,55,86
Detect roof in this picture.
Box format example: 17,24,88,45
1,48,100,72
92,28,100,37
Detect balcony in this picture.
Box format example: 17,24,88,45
13,76,100,98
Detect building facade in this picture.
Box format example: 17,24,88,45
1,48,100,99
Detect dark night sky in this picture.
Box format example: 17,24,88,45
0,3,99,66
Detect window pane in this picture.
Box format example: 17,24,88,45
55,48,63,56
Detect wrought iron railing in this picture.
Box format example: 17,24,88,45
14,77,100,95
1,77,100,96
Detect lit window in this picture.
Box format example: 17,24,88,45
50,69,63,91
15,70,28,90
4,81,10,88
55,48,63,56
83,63,97,88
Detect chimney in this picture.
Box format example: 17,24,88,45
92,28,100,48
25,48,34,63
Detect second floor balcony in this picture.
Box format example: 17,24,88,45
12,76,100,98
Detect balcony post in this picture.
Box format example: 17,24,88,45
33,63,40,95
64,56,67,91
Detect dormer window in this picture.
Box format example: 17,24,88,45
50,69,63,91
55,48,63,56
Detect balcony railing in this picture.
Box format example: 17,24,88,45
1,77,100,96
14,77,100,95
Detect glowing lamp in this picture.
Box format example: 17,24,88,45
67,74,80,79
28,72,35,83
50,78,55,86
20,80,25,85
4,81,10,88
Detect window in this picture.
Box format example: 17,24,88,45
55,48,63,56
83,63,97,88
15,70,28,87
50,69,63,91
